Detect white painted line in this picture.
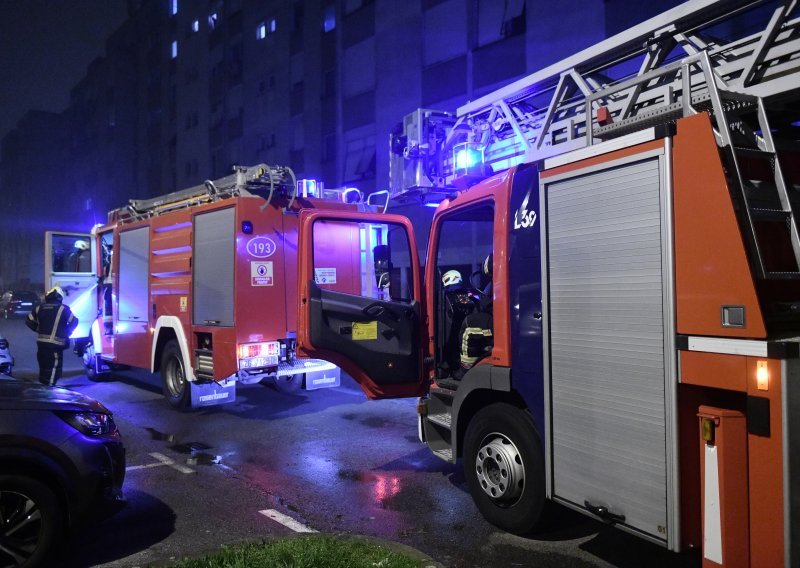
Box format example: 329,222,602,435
126,462,168,472
150,452,195,474
259,509,318,533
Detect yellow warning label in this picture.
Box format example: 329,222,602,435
352,321,378,341
180,296,188,312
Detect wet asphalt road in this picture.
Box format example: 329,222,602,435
1,317,699,567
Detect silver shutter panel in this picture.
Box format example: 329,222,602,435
118,227,150,322
547,158,668,541
193,207,235,327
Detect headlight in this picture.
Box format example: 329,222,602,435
58,412,117,436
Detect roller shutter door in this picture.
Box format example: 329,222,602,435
546,157,668,541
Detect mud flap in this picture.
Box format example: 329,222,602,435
304,367,341,390
189,376,236,407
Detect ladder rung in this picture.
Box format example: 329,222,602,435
752,208,791,221
765,272,800,280
733,147,773,160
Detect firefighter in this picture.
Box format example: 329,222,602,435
66,239,90,272
455,254,493,378
25,285,79,386
442,270,479,376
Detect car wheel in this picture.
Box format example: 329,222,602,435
0,475,62,567
161,340,189,409
272,373,304,393
463,403,546,535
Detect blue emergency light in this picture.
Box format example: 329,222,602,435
297,179,319,198
453,142,484,175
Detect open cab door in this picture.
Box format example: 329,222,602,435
44,230,97,340
296,210,427,399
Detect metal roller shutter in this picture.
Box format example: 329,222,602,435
193,207,235,327
118,227,150,322
546,157,668,541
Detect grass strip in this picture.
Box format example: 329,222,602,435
172,534,423,568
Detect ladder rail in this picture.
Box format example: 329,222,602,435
446,1,800,179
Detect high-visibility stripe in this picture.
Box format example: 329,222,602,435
49,352,59,386
50,305,65,343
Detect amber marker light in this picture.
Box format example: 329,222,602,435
701,418,716,444
756,360,769,391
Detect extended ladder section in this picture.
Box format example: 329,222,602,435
109,164,297,223
391,0,800,279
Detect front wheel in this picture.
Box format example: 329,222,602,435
161,340,189,409
463,403,546,535
0,475,63,567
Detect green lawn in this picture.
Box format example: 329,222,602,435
173,535,427,568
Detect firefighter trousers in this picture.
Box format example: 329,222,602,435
37,344,65,387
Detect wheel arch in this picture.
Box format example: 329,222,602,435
0,449,74,528
151,316,195,382
451,365,536,460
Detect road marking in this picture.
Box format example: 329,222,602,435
259,509,318,533
126,452,195,474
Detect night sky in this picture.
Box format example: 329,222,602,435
0,0,128,141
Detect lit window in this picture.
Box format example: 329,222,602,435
170,0,178,16
322,5,335,33
192,19,199,32
208,12,218,30
257,18,277,39
171,40,178,59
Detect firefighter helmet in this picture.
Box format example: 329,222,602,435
46,285,65,301
442,270,462,288
74,240,89,251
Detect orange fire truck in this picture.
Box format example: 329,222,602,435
293,1,800,565
45,165,382,408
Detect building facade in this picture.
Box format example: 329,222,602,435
0,0,681,289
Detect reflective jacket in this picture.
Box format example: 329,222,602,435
26,299,78,348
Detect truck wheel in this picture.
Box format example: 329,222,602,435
272,373,303,393
161,340,189,409
83,344,107,382
0,475,63,567
463,403,545,535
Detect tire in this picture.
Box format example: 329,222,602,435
0,475,63,568
272,373,304,393
463,403,546,535
161,340,189,409
82,344,108,382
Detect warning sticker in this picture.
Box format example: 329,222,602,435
251,261,274,286
314,267,337,285
352,321,378,341
179,296,188,312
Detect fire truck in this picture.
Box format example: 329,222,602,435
44,165,383,408
293,1,800,565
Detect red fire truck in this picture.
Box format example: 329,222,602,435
45,165,383,408
293,1,800,566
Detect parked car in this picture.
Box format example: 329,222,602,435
0,336,12,375
0,291,40,319
0,379,125,567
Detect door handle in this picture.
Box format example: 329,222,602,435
363,303,385,318
584,501,625,524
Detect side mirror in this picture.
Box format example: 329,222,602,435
373,244,391,290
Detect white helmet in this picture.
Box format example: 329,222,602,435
442,270,462,287
74,240,89,251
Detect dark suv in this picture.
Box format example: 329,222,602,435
0,292,40,319
0,379,125,567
